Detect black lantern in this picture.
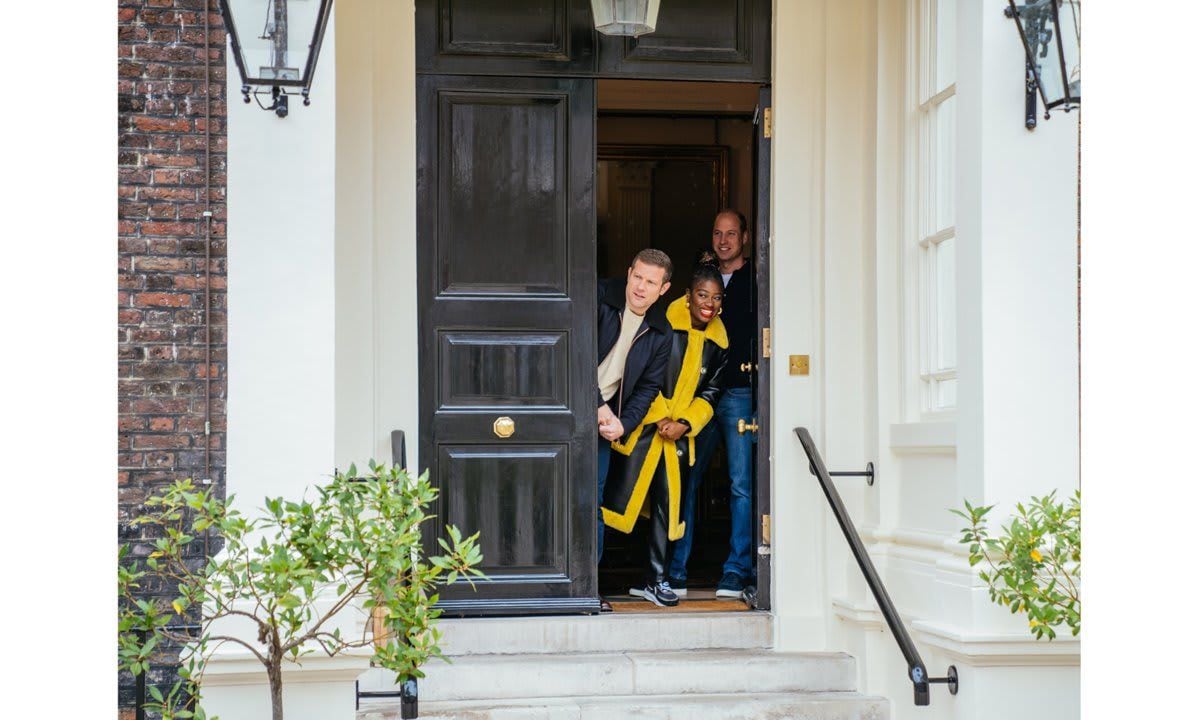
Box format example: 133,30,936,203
591,0,661,37
1005,0,1081,130
219,0,334,118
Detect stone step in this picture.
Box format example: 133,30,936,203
360,692,889,720
359,649,856,704
422,611,772,657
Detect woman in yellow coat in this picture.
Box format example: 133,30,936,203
602,258,729,606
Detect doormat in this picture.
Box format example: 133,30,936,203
607,598,751,613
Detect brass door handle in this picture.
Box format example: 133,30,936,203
493,416,515,438
740,362,757,373
737,418,759,434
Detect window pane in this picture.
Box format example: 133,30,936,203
935,377,957,410
934,94,956,231
935,236,956,370
935,0,956,90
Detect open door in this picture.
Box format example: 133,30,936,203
752,85,772,609
416,74,599,615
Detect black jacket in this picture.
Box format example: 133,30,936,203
597,277,672,433
721,262,756,389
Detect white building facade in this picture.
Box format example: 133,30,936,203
219,1,1080,718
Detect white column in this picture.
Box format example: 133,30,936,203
769,0,831,650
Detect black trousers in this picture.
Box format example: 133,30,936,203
644,462,671,586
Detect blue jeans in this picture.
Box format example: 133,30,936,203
667,387,755,582
597,440,612,560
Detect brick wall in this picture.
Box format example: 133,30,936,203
118,0,226,710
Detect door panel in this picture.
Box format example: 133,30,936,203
597,0,770,82
439,332,569,409
417,74,598,615
440,445,567,577
417,0,597,76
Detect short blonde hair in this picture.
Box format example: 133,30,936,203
631,248,673,282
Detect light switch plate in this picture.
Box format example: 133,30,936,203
789,355,810,375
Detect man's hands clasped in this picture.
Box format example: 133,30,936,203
598,404,625,442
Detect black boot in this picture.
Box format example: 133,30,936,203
629,466,678,607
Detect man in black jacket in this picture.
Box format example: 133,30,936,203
596,249,673,568
667,210,758,600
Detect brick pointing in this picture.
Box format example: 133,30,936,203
118,0,226,708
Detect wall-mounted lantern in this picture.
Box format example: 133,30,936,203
591,0,661,37
1005,0,1081,130
219,0,334,118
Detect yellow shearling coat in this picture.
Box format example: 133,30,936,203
601,296,729,540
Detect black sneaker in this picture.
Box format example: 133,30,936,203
715,572,745,599
665,576,688,597
630,581,679,607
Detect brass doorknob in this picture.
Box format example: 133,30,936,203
737,418,759,434
740,362,756,373
493,416,515,438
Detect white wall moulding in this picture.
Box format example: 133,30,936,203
832,596,887,632
889,421,956,453
912,620,1080,667
201,651,371,720
198,596,373,720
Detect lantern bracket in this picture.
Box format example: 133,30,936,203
1004,1,1081,131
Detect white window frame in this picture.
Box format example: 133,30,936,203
903,0,957,418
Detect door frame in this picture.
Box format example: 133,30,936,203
413,0,775,616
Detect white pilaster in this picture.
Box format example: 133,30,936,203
956,0,1080,516
227,13,338,507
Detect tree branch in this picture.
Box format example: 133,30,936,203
281,578,367,654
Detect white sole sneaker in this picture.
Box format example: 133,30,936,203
629,587,667,607
715,587,744,600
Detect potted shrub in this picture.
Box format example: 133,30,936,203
119,461,483,720
952,490,1080,640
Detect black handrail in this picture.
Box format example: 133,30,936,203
794,427,958,706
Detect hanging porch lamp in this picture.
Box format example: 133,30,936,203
591,0,662,37
219,0,334,118
1004,0,1081,130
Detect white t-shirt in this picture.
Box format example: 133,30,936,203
721,272,733,287
597,306,643,403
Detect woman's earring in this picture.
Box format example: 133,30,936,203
717,308,723,315
685,299,690,307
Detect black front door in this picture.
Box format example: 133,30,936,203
416,74,598,614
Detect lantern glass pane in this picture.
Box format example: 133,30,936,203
591,0,662,37
1015,0,1080,108
1057,0,1081,104
225,0,323,85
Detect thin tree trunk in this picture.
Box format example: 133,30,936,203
268,658,284,720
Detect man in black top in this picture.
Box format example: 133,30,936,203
596,249,673,587
667,210,757,599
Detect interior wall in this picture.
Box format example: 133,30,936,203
597,115,755,282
